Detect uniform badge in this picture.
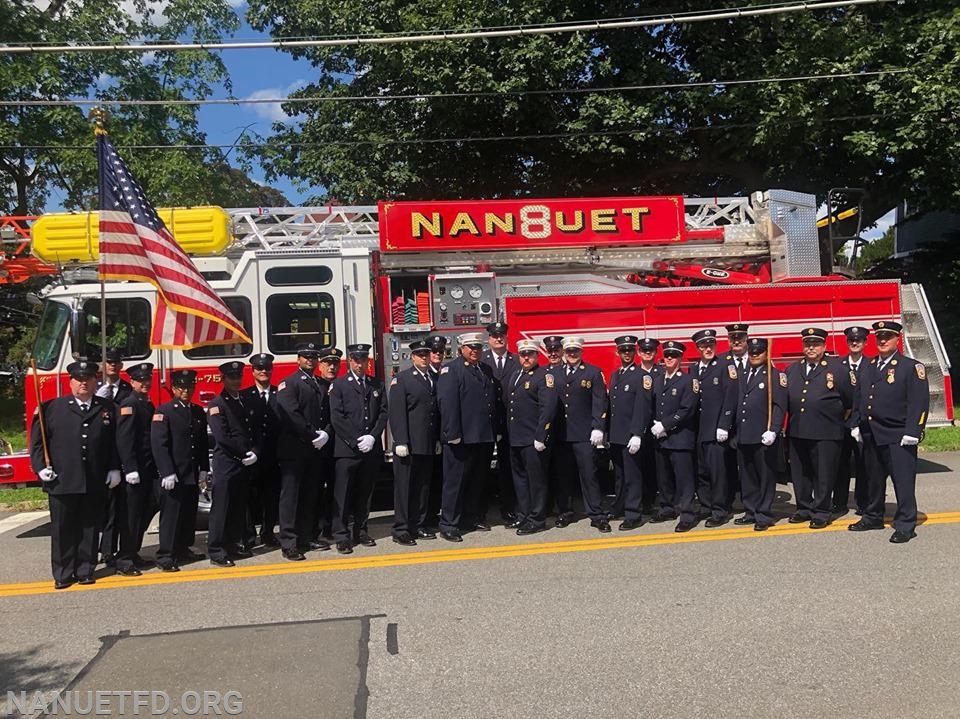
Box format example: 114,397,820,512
440,367,449,375
101,411,111,425
623,384,629,392
727,365,738,380
278,381,286,391
849,371,857,386
887,370,896,384
825,372,834,390
208,406,220,416
373,390,379,397
779,374,788,388
916,364,926,380
545,373,555,388
642,376,652,390
582,379,592,389
692,379,700,393
524,381,530,390
153,413,164,422
671,387,678,396
713,377,719,385
120,406,133,416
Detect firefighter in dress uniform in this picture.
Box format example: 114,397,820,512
481,321,520,526
389,339,439,546
607,335,654,531
541,335,573,525
240,353,281,547
691,329,738,526
150,369,208,571
637,337,662,512
422,334,449,532
275,342,335,561
848,321,929,543
650,341,700,532
554,336,611,533
30,361,122,589
206,361,260,567
734,338,787,531
833,326,871,515
114,362,159,576
96,347,133,567
784,327,859,529
505,338,560,535
313,347,343,542
436,332,497,542
723,323,750,507
330,343,388,554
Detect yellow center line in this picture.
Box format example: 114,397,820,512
4,511,960,598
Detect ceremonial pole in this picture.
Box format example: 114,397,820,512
90,108,110,367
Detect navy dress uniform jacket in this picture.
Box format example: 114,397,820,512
607,363,654,445
437,358,496,444
116,394,158,478
30,396,120,494
150,399,210,484
693,358,738,440
329,373,388,458
652,371,699,450
483,350,520,432
505,365,559,446
785,356,859,440
388,367,439,456
736,365,788,443
859,352,929,444
241,384,281,461
276,368,333,458
558,362,608,441
206,392,260,469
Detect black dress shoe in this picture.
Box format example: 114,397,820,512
392,534,417,546
675,521,696,533
505,519,523,529
705,517,728,528
788,514,810,524
472,523,492,532
210,556,235,567
78,575,96,585
308,540,331,551
591,520,612,533
54,578,75,590
650,512,676,523
282,548,306,561
178,550,206,563
848,519,885,532
157,564,180,572
336,541,354,554
889,529,917,544
517,524,547,536
809,519,829,529
502,512,519,524
554,515,571,528
734,516,754,525
116,565,142,577
100,554,116,567
261,535,281,548
440,531,463,543
619,519,643,531
132,555,154,569
231,547,254,559
354,533,376,547
831,504,848,515
416,529,437,540
754,523,772,532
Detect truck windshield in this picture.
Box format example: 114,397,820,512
32,301,70,370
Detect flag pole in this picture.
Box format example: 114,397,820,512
766,338,774,432
90,108,110,368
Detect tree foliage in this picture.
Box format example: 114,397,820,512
245,0,960,224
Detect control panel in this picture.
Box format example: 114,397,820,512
430,272,496,330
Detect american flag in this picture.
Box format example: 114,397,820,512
97,134,252,349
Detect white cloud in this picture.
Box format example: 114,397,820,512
862,207,895,242
243,80,307,123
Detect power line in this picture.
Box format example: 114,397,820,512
0,68,909,108
0,112,902,152
0,0,892,55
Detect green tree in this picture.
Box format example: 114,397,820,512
852,227,895,275
245,0,960,223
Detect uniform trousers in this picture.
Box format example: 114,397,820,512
278,453,322,551
116,477,159,571
789,437,842,523
98,484,122,559
555,441,605,523
610,443,645,522
639,439,658,511
546,446,573,517
312,456,335,540
724,445,740,506
439,442,491,534
207,466,251,560
421,452,443,531
861,434,919,532
737,442,779,525
697,440,731,520
332,454,380,543
392,454,432,537
510,444,550,529
487,433,516,520
246,457,280,543
833,435,867,512
48,492,103,584
655,447,697,524
155,483,199,568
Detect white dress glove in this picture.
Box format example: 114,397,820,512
627,436,642,454
125,471,140,485
651,421,666,438
589,429,605,447
106,470,122,489
357,435,376,453
761,431,777,446
448,437,462,445
241,451,258,466
394,444,410,458
900,435,920,446
497,434,503,442
534,440,546,452
38,466,57,482
161,474,177,491
435,441,442,455
312,430,329,450
716,428,729,443
850,426,862,443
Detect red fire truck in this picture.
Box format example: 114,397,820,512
0,189,952,485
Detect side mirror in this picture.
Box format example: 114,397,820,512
69,306,87,360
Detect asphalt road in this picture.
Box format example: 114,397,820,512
2,454,960,718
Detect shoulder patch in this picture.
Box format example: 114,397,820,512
440,366,449,375
208,406,220,416
120,406,134,416
545,372,555,388
727,365,738,380
779,373,788,388
153,413,164,422
916,363,926,380
692,378,700,393
277,381,286,391
849,371,857,386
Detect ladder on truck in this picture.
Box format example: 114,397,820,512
900,284,953,426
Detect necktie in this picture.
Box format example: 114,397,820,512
748,369,756,383
261,391,269,404
806,363,814,376
422,371,433,390
497,356,504,372
80,402,89,412
566,366,574,377
698,364,705,377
